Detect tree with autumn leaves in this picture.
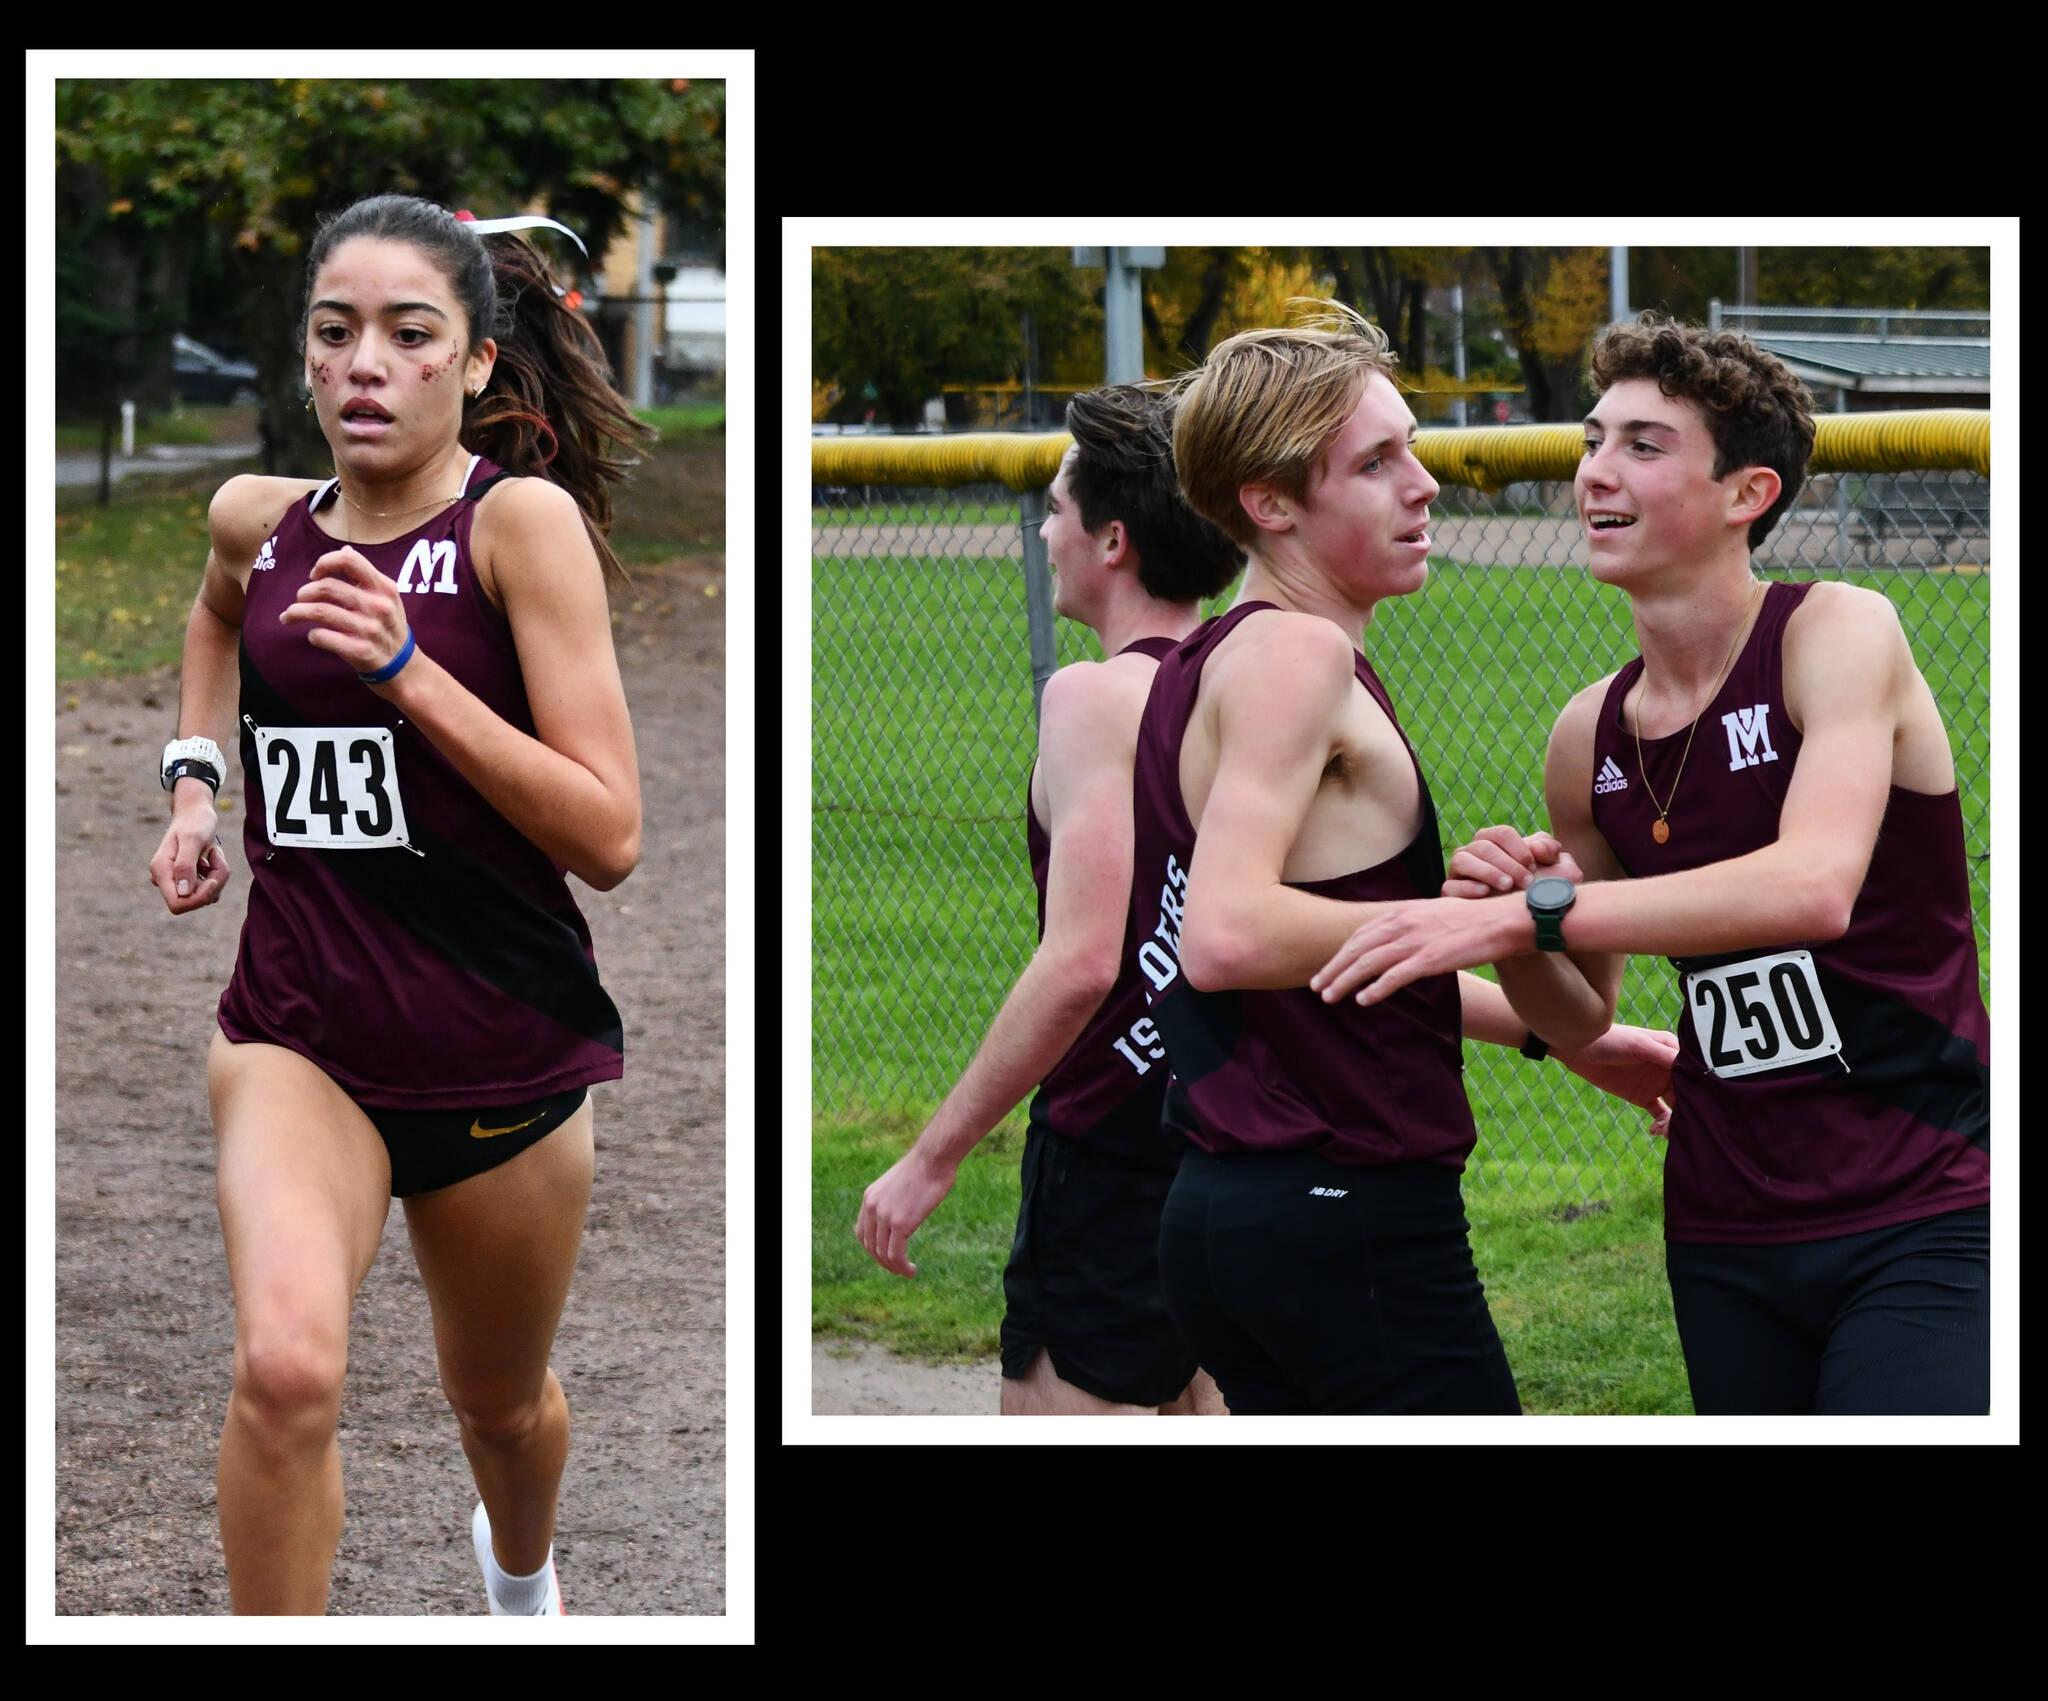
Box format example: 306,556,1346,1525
55,78,723,474
814,245,1989,428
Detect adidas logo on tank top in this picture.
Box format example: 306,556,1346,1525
1594,756,1630,795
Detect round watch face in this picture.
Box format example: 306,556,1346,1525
1527,876,1577,911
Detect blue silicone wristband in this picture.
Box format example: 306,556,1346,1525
357,629,416,684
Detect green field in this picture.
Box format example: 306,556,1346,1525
812,1106,1692,1413
811,543,1992,1406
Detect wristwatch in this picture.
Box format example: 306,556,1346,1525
1526,875,1576,952
161,735,226,796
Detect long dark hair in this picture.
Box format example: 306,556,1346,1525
301,194,655,587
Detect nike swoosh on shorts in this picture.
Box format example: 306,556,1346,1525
469,1113,546,1140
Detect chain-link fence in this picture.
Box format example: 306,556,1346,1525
812,417,1991,1197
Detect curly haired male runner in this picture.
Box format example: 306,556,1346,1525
1314,315,1988,1415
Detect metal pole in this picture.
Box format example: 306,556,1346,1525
1104,251,1142,383
632,202,656,409
1451,281,1468,429
1610,245,1629,325
1020,488,1059,724
1833,386,1850,571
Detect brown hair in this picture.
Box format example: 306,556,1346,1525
1171,300,1399,546
1063,384,1243,604
303,195,655,588
1591,313,1816,548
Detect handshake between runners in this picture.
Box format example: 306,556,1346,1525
1311,825,1676,1139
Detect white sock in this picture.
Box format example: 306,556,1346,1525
483,1540,555,1616
474,1502,556,1615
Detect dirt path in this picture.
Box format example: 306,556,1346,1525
52,551,724,1617
811,1339,1001,1416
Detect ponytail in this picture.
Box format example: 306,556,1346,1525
464,231,656,590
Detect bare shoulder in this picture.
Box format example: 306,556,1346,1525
208,473,321,576
1784,580,1910,693
1787,577,1904,640
1039,656,1146,748
475,473,590,556
471,476,601,607
476,470,585,528
1207,607,1355,703
1550,670,1621,753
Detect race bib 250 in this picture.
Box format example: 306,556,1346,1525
1684,948,1843,1079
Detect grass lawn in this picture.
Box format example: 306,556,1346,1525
811,1103,1691,1413
56,401,257,455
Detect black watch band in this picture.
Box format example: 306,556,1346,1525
166,757,222,795
1526,875,1576,953
1519,1031,1549,1063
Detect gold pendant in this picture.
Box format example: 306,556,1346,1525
1652,819,1670,844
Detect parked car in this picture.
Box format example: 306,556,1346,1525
174,333,261,406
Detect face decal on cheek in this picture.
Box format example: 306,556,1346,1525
309,359,332,386
420,350,461,383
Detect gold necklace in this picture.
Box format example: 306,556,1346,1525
341,488,461,520
1632,580,1764,845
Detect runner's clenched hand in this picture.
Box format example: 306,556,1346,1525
278,546,412,679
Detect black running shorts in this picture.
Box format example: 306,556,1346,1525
1157,1147,1521,1415
1665,1204,1989,1414
360,1086,588,1198
1000,1110,1200,1408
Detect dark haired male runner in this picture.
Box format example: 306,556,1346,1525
1313,314,1989,1415
855,385,1242,1414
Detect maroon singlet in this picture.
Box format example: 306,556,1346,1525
1128,603,1476,1167
1022,637,1176,1158
1590,579,1988,1243
216,456,624,1109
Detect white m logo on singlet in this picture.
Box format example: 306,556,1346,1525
396,538,458,595
1722,704,1779,770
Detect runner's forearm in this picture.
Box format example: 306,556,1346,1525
177,595,243,754
1490,954,1615,1055
372,649,640,890
911,949,1115,1169
1181,885,1381,991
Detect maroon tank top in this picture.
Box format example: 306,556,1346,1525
1022,636,1177,1161
1128,603,1476,1167
1590,579,1988,1242
216,457,624,1109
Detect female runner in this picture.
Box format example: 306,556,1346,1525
147,194,649,1615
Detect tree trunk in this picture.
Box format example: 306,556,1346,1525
138,232,193,419
234,247,330,477
1173,250,1234,365
1485,247,1554,421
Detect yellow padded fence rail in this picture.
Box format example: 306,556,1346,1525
812,409,1991,493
